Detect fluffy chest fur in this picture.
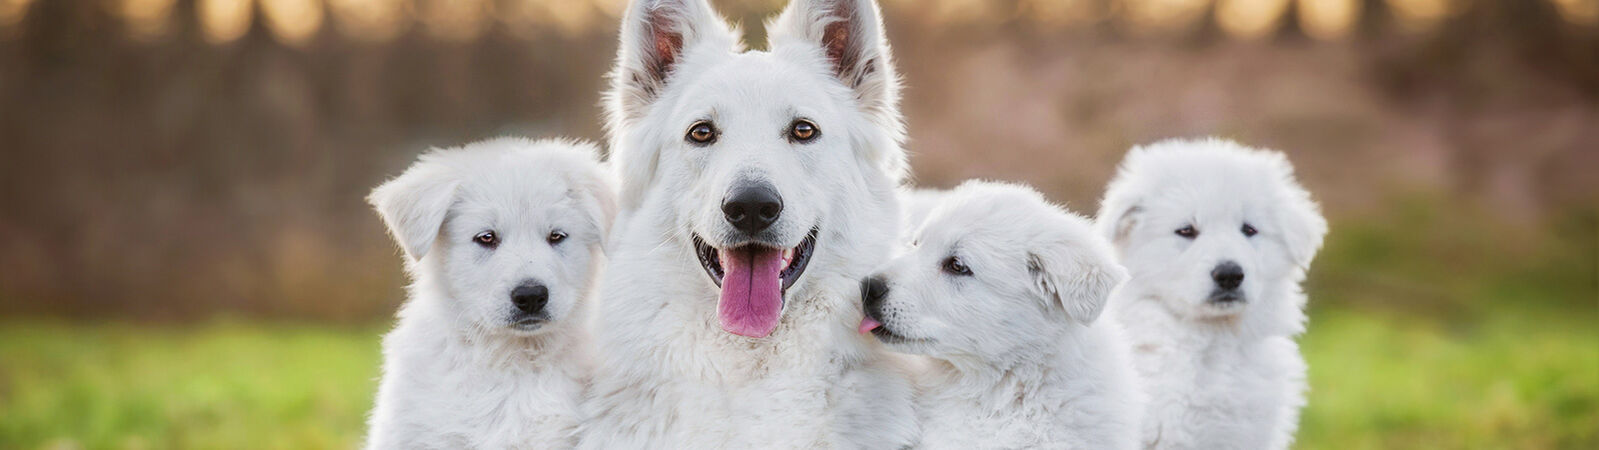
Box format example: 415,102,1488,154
367,305,588,450
913,326,1141,450
579,222,916,449
1114,297,1306,450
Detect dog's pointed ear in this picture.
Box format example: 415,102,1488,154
768,0,905,177
769,0,896,110
1028,229,1128,325
368,159,459,261
606,0,735,210
607,0,735,126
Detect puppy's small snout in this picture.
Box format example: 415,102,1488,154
722,184,783,234
1211,261,1244,291
860,275,890,311
510,283,549,314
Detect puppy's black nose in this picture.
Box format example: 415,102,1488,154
1211,261,1244,290
722,183,783,235
860,275,890,312
510,283,549,314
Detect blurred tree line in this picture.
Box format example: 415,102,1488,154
0,0,1593,320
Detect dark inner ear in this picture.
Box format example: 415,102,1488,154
636,11,688,100
819,2,866,87
648,13,684,84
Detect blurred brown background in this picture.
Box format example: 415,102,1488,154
0,0,1593,320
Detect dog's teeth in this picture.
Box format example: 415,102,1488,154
783,248,794,264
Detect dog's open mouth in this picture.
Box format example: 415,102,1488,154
692,228,818,338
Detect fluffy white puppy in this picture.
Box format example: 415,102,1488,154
1097,138,1327,450
365,138,617,449
861,181,1141,450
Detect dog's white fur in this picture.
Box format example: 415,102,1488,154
1097,138,1326,450
897,187,945,234
868,181,1140,450
578,0,919,447
365,138,617,449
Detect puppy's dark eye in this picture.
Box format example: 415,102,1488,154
941,256,973,276
1241,223,1258,237
473,231,499,248
788,119,819,143
686,121,717,145
547,230,567,245
1175,225,1198,239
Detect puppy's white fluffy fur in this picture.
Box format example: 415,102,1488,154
365,138,617,449
578,0,919,447
1097,138,1327,450
868,181,1140,450
897,187,946,233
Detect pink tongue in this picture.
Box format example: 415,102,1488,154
718,247,785,337
858,316,881,334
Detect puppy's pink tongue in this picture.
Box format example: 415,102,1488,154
858,316,881,334
717,246,784,338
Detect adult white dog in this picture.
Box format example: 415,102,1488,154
365,138,617,449
579,0,917,447
1096,138,1327,450
861,181,1141,450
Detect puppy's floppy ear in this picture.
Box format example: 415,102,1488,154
1107,205,1141,249
368,158,459,261
768,0,906,178
570,159,620,245
605,0,736,210
1028,228,1129,325
1274,179,1327,271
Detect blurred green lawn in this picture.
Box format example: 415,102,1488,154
2,309,1593,449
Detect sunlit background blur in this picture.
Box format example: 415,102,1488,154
0,0,1594,448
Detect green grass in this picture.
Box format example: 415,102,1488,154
1298,308,1598,449
0,310,1593,449
0,321,383,449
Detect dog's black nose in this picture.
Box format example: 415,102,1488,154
510,283,549,314
860,275,890,312
722,183,783,235
1211,261,1244,290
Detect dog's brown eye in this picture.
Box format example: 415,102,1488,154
686,121,717,145
1175,225,1198,239
474,231,499,248
942,256,972,276
547,230,567,245
1241,224,1257,237
789,119,819,142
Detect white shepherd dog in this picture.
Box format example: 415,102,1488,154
365,138,617,449
861,181,1141,450
579,0,917,447
1096,138,1327,450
